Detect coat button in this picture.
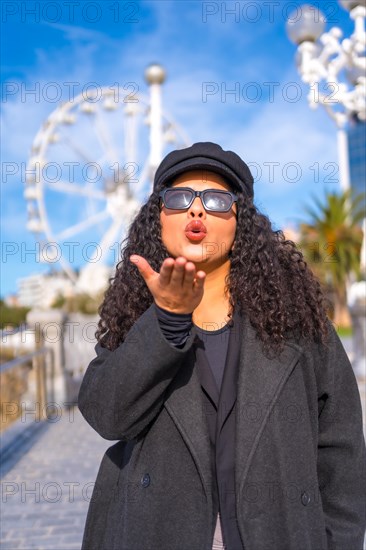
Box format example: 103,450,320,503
301,491,310,506
141,474,150,488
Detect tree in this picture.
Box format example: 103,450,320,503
0,300,31,330
299,189,365,328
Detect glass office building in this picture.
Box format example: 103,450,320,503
348,117,366,213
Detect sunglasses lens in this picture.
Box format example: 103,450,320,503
163,189,193,209
162,189,234,212
204,192,232,211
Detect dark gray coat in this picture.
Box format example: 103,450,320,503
78,304,366,550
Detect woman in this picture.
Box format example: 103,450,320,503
78,142,365,550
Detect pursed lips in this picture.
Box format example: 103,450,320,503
184,220,207,241
185,220,207,233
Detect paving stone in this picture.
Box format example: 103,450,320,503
1,545,19,550
48,525,82,535
0,541,26,549
0,531,13,540
1,520,38,530
6,527,52,538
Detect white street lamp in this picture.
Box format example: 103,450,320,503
286,0,366,192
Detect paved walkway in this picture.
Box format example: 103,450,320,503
1,407,110,550
0,337,365,550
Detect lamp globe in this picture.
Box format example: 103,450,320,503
286,4,326,44
339,0,366,11
144,63,166,85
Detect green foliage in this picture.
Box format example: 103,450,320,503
51,292,104,314
299,189,365,289
0,300,31,330
299,188,365,327
336,326,353,338
51,294,66,309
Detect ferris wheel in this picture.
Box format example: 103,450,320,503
24,64,190,292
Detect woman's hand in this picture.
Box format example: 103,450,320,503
130,255,206,314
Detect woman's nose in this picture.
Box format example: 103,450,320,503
187,196,206,217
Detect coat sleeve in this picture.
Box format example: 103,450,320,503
77,303,196,441
316,323,366,550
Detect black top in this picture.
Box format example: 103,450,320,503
154,303,230,392
154,303,237,547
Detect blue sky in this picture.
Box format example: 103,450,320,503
1,0,354,298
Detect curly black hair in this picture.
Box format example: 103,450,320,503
96,183,329,356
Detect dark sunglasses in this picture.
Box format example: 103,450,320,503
159,187,238,213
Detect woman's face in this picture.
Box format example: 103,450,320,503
160,170,237,271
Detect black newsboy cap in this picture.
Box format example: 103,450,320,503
153,142,254,198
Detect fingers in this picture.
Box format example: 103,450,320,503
130,255,157,282
182,261,196,287
159,257,206,289
159,258,175,285
169,257,200,289
193,270,206,292
169,257,188,286
131,254,205,291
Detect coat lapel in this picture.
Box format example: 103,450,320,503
216,310,242,435
163,311,302,503
235,312,302,495
164,341,212,498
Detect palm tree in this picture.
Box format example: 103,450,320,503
299,189,365,327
